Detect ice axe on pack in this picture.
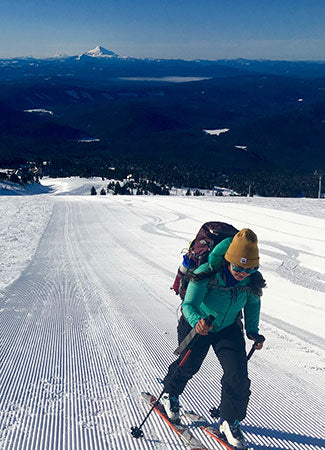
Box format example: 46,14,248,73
130,315,215,439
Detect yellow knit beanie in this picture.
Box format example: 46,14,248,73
225,228,259,268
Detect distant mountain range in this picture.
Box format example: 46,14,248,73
0,46,325,176
2,45,325,79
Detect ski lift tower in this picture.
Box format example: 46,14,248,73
314,170,325,198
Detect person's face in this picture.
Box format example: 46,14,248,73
229,263,251,281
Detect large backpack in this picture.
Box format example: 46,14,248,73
172,221,238,299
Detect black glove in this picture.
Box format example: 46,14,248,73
247,332,265,344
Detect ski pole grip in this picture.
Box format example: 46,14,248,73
205,315,215,327
255,334,266,344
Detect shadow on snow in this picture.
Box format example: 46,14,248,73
244,424,325,449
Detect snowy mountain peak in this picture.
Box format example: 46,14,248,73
79,46,119,59
52,53,71,59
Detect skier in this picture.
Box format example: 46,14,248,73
162,228,266,449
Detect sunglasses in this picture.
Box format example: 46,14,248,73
232,264,259,274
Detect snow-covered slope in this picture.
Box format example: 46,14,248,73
41,176,109,196
0,196,53,292
0,181,52,196
77,46,119,59
0,179,324,450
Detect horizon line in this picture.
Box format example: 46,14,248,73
1,53,325,63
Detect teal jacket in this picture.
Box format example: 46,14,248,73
182,238,261,334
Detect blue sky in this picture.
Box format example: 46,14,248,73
1,0,325,60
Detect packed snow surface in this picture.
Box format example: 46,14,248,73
0,177,324,450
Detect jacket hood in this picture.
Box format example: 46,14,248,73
208,237,232,269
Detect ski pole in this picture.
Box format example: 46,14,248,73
131,315,215,439
247,334,265,361
246,343,256,361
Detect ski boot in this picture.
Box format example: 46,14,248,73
219,418,247,449
161,393,180,423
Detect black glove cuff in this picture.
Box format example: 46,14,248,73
247,332,265,343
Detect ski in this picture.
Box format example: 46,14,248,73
141,392,208,450
184,411,249,450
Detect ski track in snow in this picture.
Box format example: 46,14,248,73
141,197,325,290
0,193,325,450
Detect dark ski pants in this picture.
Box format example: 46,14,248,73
163,316,251,423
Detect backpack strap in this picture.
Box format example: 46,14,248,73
207,277,252,296
207,267,266,297
182,260,266,299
